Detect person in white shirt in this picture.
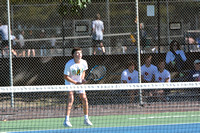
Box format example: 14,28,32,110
63,47,92,127
0,20,9,56
166,40,187,72
92,13,105,55
121,60,139,103
141,55,158,83
141,54,158,103
154,59,171,102
0,20,18,57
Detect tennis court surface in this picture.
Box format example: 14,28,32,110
1,83,200,133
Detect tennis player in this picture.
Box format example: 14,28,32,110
92,13,105,55
63,47,93,127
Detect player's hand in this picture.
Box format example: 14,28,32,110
82,79,88,84
76,82,82,84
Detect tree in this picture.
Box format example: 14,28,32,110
58,0,91,16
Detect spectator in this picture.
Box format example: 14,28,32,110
188,59,200,82
40,29,47,56
27,30,35,57
166,40,187,73
10,33,18,57
121,60,139,103
18,30,26,57
92,13,105,55
154,59,171,102
0,19,9,57
139,23,147,52
141,54,158,83
141,54,158,103
50,34,56,55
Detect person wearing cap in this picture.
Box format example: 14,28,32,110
187,59,200,101
188,59,200,82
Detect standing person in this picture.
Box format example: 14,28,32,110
40,29,47,56
166,40,187,78
50,34,56,55
141,54,158,103
63,47,93,127
92,13,105,55
139,23,147,53
154,59,171,102
18,30,26,57
121,60,139,103
0,19,9,56
27,30,35,57
10,33,18,57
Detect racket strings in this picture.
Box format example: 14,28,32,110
92,66,106,79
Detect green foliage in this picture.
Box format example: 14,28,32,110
58,0,91,17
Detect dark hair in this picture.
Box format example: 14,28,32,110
170,40,181,53
127,60,137,68
71,47,82,56
144,54,152,60
157,58,165,66
96,13,101,20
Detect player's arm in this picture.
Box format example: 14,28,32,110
81,70,87,84
122,80,127,83
165,77,170,82
64,74,81,84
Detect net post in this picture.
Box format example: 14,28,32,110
7,0,14,108
136,0,143,105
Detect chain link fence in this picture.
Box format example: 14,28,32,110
0,0,200,106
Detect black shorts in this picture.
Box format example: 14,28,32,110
92,39,103,47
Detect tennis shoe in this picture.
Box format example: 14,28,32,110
84,119,93,126
63,120,72,127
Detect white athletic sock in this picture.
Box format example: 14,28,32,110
65,116,69,121
84,115,88,120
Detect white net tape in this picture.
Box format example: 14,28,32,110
1,82,200,93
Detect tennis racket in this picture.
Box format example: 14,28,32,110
86,65,106,82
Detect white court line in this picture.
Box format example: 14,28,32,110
128,115,200,120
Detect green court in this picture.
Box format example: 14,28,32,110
1,111,200,133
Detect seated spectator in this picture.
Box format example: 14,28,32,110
166,40,187,74
186,59,200,101
141,54,158,83
188,59,200,82
121,60,139,103
154,59,171,102
141,54,158,103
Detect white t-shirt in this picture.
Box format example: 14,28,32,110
19,34,24,47
141,64,158,82
0,25,9,40
121,69,139,83
155,69,170,82
92,20,104,40
64,59,88,85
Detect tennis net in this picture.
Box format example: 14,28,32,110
1,82,200,133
